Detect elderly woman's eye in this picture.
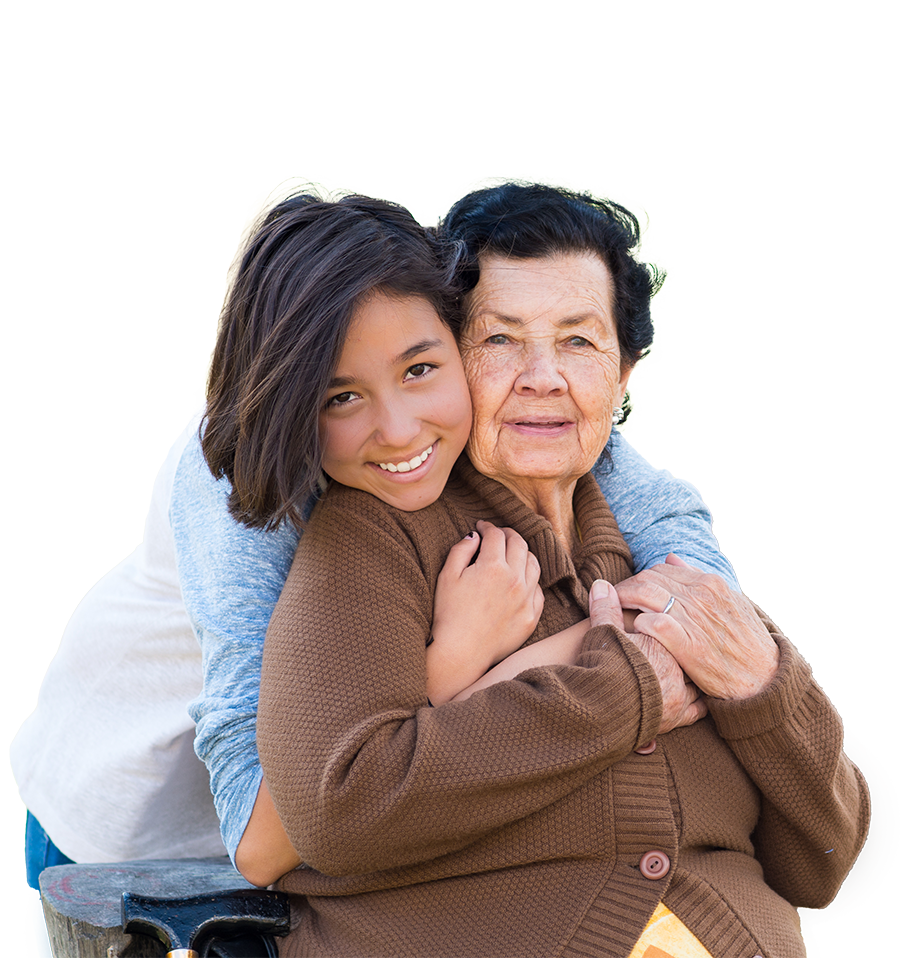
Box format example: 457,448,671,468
567,336,592,347
486,334,510,345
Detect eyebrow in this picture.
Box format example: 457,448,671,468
476,312,600,328
396,338,446,362
327,338,446,390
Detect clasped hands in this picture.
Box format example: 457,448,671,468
429,523,780,726
591,555,781,735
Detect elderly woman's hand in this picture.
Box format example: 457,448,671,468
614,556,780,701
589,580,707,735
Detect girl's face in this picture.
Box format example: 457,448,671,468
320,291,472,512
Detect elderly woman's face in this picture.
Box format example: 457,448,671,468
460,252,632,491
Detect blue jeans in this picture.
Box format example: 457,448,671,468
25,811,74,890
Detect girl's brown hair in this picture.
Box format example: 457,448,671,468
203,190,462,530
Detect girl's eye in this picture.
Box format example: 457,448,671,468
403,363,435,381
326,391,359,409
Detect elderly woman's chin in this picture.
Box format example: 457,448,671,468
467,418,614,492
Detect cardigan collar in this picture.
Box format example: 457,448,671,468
450,454,633,597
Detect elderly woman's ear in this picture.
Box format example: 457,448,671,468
613,367,634,424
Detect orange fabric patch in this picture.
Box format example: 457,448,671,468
627,903,713,958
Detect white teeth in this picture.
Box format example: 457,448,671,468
378,445,433,474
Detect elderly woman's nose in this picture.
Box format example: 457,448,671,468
514,348,568,396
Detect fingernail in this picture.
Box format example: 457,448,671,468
591,580,609,599
465,531,478,539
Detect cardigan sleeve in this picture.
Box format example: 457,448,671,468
707,622,870,909
258,499,663,878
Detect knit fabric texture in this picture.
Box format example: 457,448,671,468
258,456,869,958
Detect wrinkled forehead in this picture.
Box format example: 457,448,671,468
466,252,615,331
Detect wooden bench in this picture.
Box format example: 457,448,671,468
39,857,289,957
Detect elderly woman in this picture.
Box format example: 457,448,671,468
257,182,869,958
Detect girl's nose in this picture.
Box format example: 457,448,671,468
372,397,422,450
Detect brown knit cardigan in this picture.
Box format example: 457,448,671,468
258,455,869,958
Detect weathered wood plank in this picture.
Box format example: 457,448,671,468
40,857,256,957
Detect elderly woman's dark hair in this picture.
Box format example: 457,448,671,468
440,182,664,375
203,190,463,531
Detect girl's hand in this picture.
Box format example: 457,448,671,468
427,520,543,704
234,777,303,887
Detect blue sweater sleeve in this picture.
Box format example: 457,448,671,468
173,427,736,861
170,431,299,860
594,430,739,591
